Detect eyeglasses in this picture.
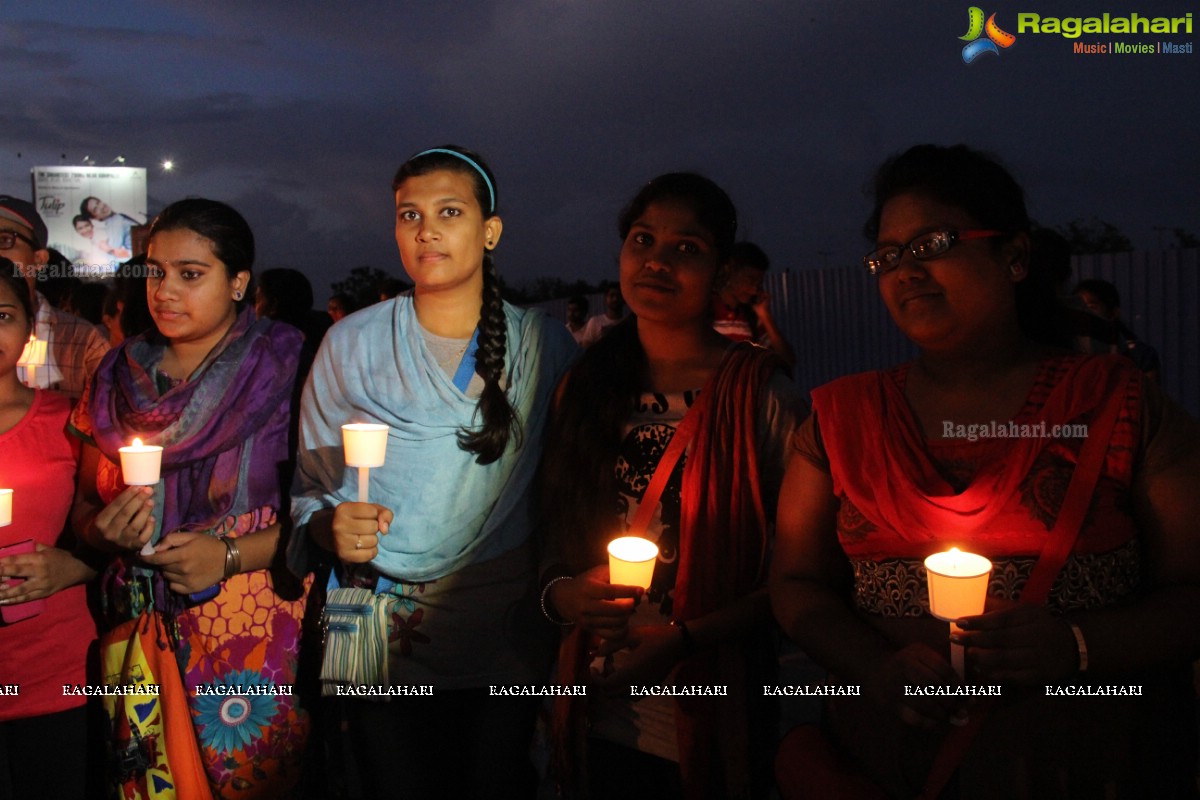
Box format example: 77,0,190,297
864,229,1004,276
0,231,36,251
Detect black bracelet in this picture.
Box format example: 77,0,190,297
671,619,698,655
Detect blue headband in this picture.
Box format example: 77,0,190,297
411,148,496,214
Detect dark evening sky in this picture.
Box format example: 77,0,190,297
3,1,1196,300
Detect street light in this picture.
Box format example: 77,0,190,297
162,160,174,172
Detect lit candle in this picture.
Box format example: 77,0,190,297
0,489,12,527
342,423,389,503
119,437,163,487
925,547,993,678
17,334,47,387
607,536,659,590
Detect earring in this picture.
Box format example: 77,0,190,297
486,240,493,246
1010,264,1025,277
234,290,243,300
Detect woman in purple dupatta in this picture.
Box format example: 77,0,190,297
70,199,310,798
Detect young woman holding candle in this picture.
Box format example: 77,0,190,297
538,173,802,799
769,144,1200,798
0,262,98,799
290,146,576,797
69,199,310,798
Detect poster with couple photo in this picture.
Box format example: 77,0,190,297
31,166,147,277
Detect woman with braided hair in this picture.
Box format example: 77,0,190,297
291,145,577,796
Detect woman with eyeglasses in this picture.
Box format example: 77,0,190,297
769,144,1200,798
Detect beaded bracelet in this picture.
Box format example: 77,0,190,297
220,536,242,581
540,576,575,626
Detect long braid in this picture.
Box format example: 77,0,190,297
458,252,519,464
393,145,518,463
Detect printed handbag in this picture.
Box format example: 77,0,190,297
319,585,394,696
101,609,213,800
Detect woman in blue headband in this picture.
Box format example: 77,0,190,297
291,145,577,796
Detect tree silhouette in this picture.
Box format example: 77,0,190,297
330,265,399,308
1056,218,1133,254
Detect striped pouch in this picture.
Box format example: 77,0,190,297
319,586,393,696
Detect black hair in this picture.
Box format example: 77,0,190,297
257,267,314,327
148,198,254,305
392,145,517,465
80,197,99,218
865,144,1070,348
102,285,121,318
72,214,91,229
376,277,410,300
328,293,359,315
1072,278,1120,316
539,172,739,570
115,256,155,339
618,172,738,263
66,282,107,325
730,241,770,272
1030,227,1074,291
0,257,34,334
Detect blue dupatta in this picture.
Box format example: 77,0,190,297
290,296,576,581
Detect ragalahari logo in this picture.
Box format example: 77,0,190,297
960,7,1017,63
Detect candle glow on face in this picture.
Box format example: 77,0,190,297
608,536,659,590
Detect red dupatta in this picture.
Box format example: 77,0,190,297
810,354,1142,562
552,344,782,799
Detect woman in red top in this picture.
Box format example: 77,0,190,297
0,261,98,798
770,145,1200,798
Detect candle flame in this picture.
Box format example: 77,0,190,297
132,437,143,447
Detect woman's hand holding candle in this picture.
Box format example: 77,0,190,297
90,486,156,551
607,536,658,590
330,502,392,563
142,532,227,595
549,564,642,643
952,599,1081,683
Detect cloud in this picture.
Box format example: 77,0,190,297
1,0,1195,295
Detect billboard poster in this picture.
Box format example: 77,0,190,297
31,166,147,277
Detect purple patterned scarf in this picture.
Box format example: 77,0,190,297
89,307,302,536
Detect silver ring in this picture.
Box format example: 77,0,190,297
355,535,362,550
